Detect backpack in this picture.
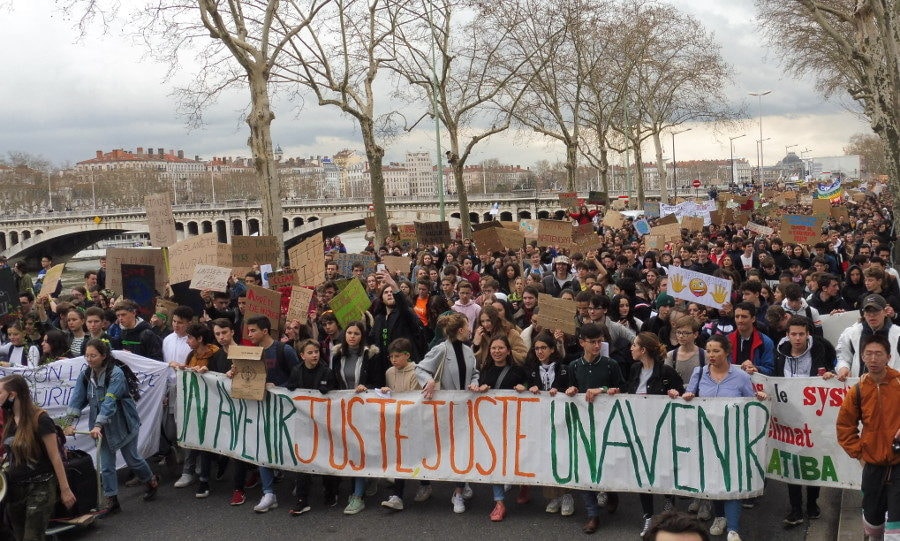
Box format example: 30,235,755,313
35,409,68,461
82,359,142,402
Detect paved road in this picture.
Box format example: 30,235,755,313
60,460,840,541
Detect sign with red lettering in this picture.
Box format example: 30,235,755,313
243,284,283,338
537,219,572,247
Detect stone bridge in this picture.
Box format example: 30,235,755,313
0,193,571,265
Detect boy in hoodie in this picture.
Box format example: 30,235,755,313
451,281,481,330
781,283,823,336
774,316,836,526
111,299,163,361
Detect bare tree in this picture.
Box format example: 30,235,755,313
844,132,887,179
757,0,900,237
279,0,414,246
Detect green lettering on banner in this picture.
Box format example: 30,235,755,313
214,380,238,451
624,400,669,486
277,394,298,466
734,405,743,492
671,403,698,493
598,401,640,485
549,401,573,484
766,448,781,476
821,456,838,482
697,405,730,492
179,371,208,444
743,402,769,490
240,399,255,461
800,456,820,481
566,402,597,483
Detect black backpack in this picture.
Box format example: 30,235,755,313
82,360,142,402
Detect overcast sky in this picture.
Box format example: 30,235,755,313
0,0,871,171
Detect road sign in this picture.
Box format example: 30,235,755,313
692,179,701,188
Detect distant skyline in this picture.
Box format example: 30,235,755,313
0,1,871,170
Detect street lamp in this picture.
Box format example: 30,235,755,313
424,0,445,221
671,127,692,201
756,137,771,185
749,90,772,187
729,134,746,189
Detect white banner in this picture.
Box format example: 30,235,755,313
752,374,861,489
177,371,768,498
667,265,732,309
820,311,860,346
660,200,717,225
0,351,168,468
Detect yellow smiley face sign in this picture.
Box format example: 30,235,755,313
689,278,708,297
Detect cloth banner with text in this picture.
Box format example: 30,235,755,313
660,200,717,225
177,372,769,497
0,351,168,469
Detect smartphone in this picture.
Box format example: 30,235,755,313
376,264,386,272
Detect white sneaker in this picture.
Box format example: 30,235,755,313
253,493,278,513
462,483,474,499
710,517,727,536
698,501,712,521
640,515,653,537
727,531,742,541
174,473,195,488
597,491,608,506
545,497,561,514
414,484,432,502
381,495,404,511
688,498,701,513
451,493,466,513
560,493,575,516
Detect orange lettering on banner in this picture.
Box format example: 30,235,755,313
327,399,349,470
515,397,539,478
448,402,475,475
394,401,414,474
347,396,366,471
366,397,392,471
421,400,445,471
292,396,328,464
497,396,517,476
474,396,498,476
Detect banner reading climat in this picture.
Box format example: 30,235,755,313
0,351,168,467
177,371,770,498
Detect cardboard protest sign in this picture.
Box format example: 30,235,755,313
537,219,572,247
106,248,167,296
709,211,722,226
286,286,314,322
650,223,682,243
332,253,377,278
587,191,608,205
121,264,157,319
558,192,578,209
189,265,232,292
830,207,850,222
38,263,65,297
602,210,625,229
779,215,824,245
656,214,678,226
0,268,18,319
330,279,372,328
144,193,177,248
643,202,661,219
533,294,577,335
519,219,538,240
266,269,299,289
167,233,229,285
567,223,598,254
633,219,651,237
644,235,666,251
381,255,411,276
395,224,417,243
244,284,283,336
746,222,774,237
732,211,751,226
232,235,280,274
667,265,732,310
811,199,831,217
471,221,502,232
288,233,326,287
414,221,451,245
228,345,266,401
681,216,704,233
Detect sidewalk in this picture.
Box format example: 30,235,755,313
833,488,862,541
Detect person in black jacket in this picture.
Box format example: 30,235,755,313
773,316,835,526
689,244,719,276
285,339,338,515
616,331,685,537
111,299,163,361
808,274,849,314
369,271,423,369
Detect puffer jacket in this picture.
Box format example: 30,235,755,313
836,366,900,466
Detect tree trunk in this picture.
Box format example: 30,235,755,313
448,137,472,236
634,139,645,209
599,146,610,194
360,118,389,247
565,141,578,192
246,69,284,263
652,130,668,203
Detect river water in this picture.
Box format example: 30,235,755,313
59,226,370,289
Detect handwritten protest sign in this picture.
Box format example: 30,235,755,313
395,224,418,243
681,216,704,233
122,264,157,318
189,265,232,292
106,248,167,296
228,345,266,401
232,235,280,274
144,193,177,248
381,255,411,276
330,279,372,327
746,222,774,237
178,376,772,496
811,199,831,217
644,235,666,251
667,265,732,310
587,191,608,205
558,192,578,209
286,286,314,322
538,219,572,247
244,285,282,336
167,233,229,285
266,269,299,289
519,219,538,240
288,233,326,286
475,227,524,253
364,216,377,231
414,221,451,245
831,207,850,222
38,263,65,297
643,202,661,219
650,223,682,243
633,219,651,237
820,311,860,346
533,294,577,335
602,210,625,229
780,215,824,245
656,214,678,226
332,253,377,278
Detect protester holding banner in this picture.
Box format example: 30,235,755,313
0,322,40,367
1,374,76,540
111,299,163,361
682,335,767,541
835,333,900,540
65,339,159,516
472,305,527,370
726,303,775,376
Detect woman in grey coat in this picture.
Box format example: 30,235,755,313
415,312,479,514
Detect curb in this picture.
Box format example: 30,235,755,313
833,488,862,541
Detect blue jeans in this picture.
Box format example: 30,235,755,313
100,435,153,497
582,490,601,518
713,499,742,533
259,466,276,495
352,478,366,497
492,484,505,502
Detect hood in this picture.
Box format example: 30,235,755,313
781,297,810,313
777,335,812,358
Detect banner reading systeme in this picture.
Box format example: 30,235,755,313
178,371,772,498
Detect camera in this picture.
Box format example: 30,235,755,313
893,439,900,454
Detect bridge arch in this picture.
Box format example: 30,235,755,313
292,217,303,228
215,220,228,243
537,210,551,219
22,231,31,241
10,232,18,245
0,223,150,264
469,212,480,224
187,221,199,236
201,221,213,234
518,210,532,219
499,211,513,221
232,219,244,236
249,218,260,235
553,210,566,220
